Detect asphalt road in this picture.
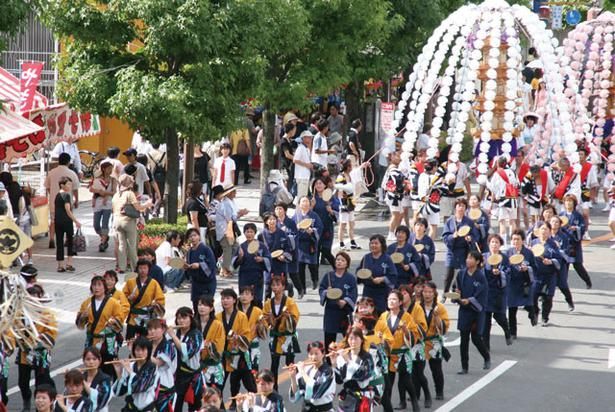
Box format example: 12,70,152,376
4,191,615,411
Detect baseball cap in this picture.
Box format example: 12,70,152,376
123,148,138,156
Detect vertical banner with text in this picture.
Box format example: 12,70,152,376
19,61,44,113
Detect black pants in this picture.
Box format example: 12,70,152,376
411,359,431,401
299,263,319,292
534,294,553,322
559,286,574,307
459,328,490,370
324,332,340,357
18,363,54,405
230,368,257,397
126,324,148,340
1,376,7,405
483,311,511,350
428,358,444,397
174,370,199,412
271,353,294,391
289,272,302,296
508,306,535,336
444,267,457,293
572,262,592,287
232,154,250,184
318,245,336,270
55,222,74,262
384,360,418,412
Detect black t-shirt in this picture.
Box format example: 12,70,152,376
279,137,296,169
194,154,210,184
55,191,72,225
347,129,361,155
185,197,208,227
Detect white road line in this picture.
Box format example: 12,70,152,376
435,360,517,412
33,253,115,261
445,337,461,347
7,358,84,396
608,348,615,369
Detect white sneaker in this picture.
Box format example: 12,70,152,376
387,234,396,242
611,244,615,249
583,232,591,241
165,287,176,294
609,238,615,242
603,206,610,212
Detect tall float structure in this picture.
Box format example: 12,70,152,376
560,11,615,173
393,0,578,183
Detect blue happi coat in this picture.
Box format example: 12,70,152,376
318,271,357,334
259,228,292,276
506,246,536,307
456,268,488,334
357,253,397,313
442,216,480,269
278,216,298,274
409,234,436,278
483,252,510,314
312,195,336,250
531,238,563,297
293,210,323,265
559,210,585,263
386,242,420,286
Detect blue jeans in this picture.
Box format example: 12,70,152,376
93,209,112,236
164,268,185,289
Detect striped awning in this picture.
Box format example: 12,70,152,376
0,105,43,142
0,66,48,113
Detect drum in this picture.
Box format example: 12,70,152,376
271,250,284,259
297,218,313,230
169,257,185,269
468,209,482,220
356,268,372,280
326,287,343,300
456,225,471,237
531,244,545,257
322,188,333,202
414,244,425,253
509,254,524,265
487,254,503,266
247,240,260,254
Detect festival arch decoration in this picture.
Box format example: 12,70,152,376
392,0,579,184
560,11,615,173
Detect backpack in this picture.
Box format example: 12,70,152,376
149,152,166,184
259,183,280,217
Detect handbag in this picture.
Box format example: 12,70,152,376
120,192,140,218
27,205,38,226
225,220,235,242
73,228,87,253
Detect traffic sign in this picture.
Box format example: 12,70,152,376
566,9,581,25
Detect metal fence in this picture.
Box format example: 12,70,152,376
0,11,58,104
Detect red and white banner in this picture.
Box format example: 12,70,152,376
0,67,47,113
380,102,395,134
25,104,101,146
19,61,44,113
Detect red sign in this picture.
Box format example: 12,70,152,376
19,62,44,113
381,102,395,134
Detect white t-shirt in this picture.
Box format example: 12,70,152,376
156,241,173,273
104,157,124,180
91,177,115,211
294,143,312,180
213,156,236,187
311,132,328,166
132,162,150,195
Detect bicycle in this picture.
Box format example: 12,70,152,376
79,150,102,179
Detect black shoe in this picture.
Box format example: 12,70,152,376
350,240,361,249
48,240,55,249
424,398,432,408
244,180,252,184
298,291,304,299
483,360,491,370
435,394,444,400
530,314,538,326
412,400,421,412
395,403,407,410
511,335,517,340
586,282,592,289
506,336,513,346
457,369,468,375
99,243,105,252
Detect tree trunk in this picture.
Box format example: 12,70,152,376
260,102,276,191
344,81,363,126
183,141,194,206
165,127,179,224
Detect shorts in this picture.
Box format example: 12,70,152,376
581,201,591,210
426,212,440,226
609,208,615,223
340,211,355,223
529,206,541,216
498,207,517,220
388,203,403,213
401,196,412,208
411,200,422,211
440,196,457,217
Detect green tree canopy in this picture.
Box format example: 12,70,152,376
37,0,261,222
0,0,30,53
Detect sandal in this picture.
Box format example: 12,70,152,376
66,265,76,272
57,267,66,273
